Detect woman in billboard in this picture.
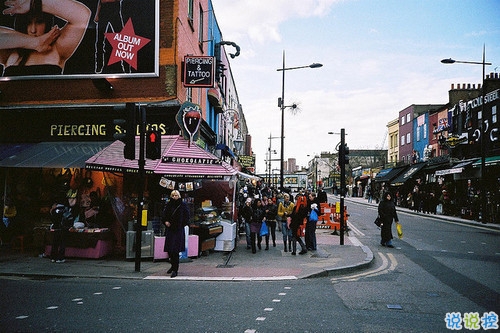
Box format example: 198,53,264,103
0,0,91,76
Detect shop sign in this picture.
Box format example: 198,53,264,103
238,155,255,168
183,56,215,87
176,102,202,146
161,157,221,165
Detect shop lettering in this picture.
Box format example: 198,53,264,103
185,57,213,65
51,124,106,137
467,89,500,110
161,156,221,165
485,89,500,104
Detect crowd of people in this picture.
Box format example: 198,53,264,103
237,183,328,255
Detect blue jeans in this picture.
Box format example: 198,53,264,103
281,221,291,243
245,222,251,248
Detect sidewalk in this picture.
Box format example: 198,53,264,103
0,228,373,281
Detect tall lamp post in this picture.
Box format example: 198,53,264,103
441,45,491,222
277,51,322,191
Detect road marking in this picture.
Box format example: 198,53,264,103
347,222,364,236
330,252,397,282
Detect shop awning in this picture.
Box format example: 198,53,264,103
85,135,238,179
390,162,426,186
472,156,500,167
0,142,111,168
237,171,261,181
374,165,407,183
435,159,478,176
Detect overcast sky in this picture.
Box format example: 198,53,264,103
211,0,500,174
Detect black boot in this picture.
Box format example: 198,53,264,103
284,243,288,252
291,240,296,255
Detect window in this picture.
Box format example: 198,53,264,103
423,123,427,139
187,0,194,27
416,126,421,141
401,135,405,146
198,5,204,49
493,105,497,124
406,113,411,123
406,133,411,144
401,116,405,125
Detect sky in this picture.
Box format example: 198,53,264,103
211,0,500,174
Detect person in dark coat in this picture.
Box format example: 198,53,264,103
378,191,399,248
250,199,265,254
162,190,190,278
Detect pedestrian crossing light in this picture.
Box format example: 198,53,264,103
113,102,136,160
146,130,161,160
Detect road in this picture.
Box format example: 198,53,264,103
1,200,499,332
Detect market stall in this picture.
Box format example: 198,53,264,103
85,134,240,257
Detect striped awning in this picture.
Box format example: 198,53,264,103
85,135,238,179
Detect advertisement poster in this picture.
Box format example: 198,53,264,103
0,0,158,80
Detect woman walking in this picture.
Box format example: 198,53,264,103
378,191,399,248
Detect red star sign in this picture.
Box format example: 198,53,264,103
105,18,151,70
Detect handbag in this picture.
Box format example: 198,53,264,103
374,216,382,227
260,221,269,236
396,222,403,239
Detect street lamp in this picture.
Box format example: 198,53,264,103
277,50,323,191
441,45,491,222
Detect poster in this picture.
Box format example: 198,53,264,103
0,0,158,80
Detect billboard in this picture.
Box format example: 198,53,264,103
0,0,159,80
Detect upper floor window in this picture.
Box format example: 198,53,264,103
406,133,411,144
198,5,204,50
406,113,411,123
188,0,194,28
401,135,405,146
401,116,405,125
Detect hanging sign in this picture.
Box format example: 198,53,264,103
183,56,215,87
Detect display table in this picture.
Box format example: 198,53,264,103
44,228,112,259
190,223,222,255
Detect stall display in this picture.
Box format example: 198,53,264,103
190,206,223,255
44,228,112,259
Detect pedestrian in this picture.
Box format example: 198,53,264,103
162,190,190,278
239,197,253,250
306,192,320,251
290,194,308,255
378,191,399,248
306,202,320,251
277,193,294,252
317,187,328,203
250,199,265,254
263,196,278,249
49,190,78,263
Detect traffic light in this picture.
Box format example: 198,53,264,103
341,143,349,165
113,103,136,160
146,130,161,160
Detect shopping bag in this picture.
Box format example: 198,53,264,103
374,216,382,227
396,222,403,239
260,221,269,236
